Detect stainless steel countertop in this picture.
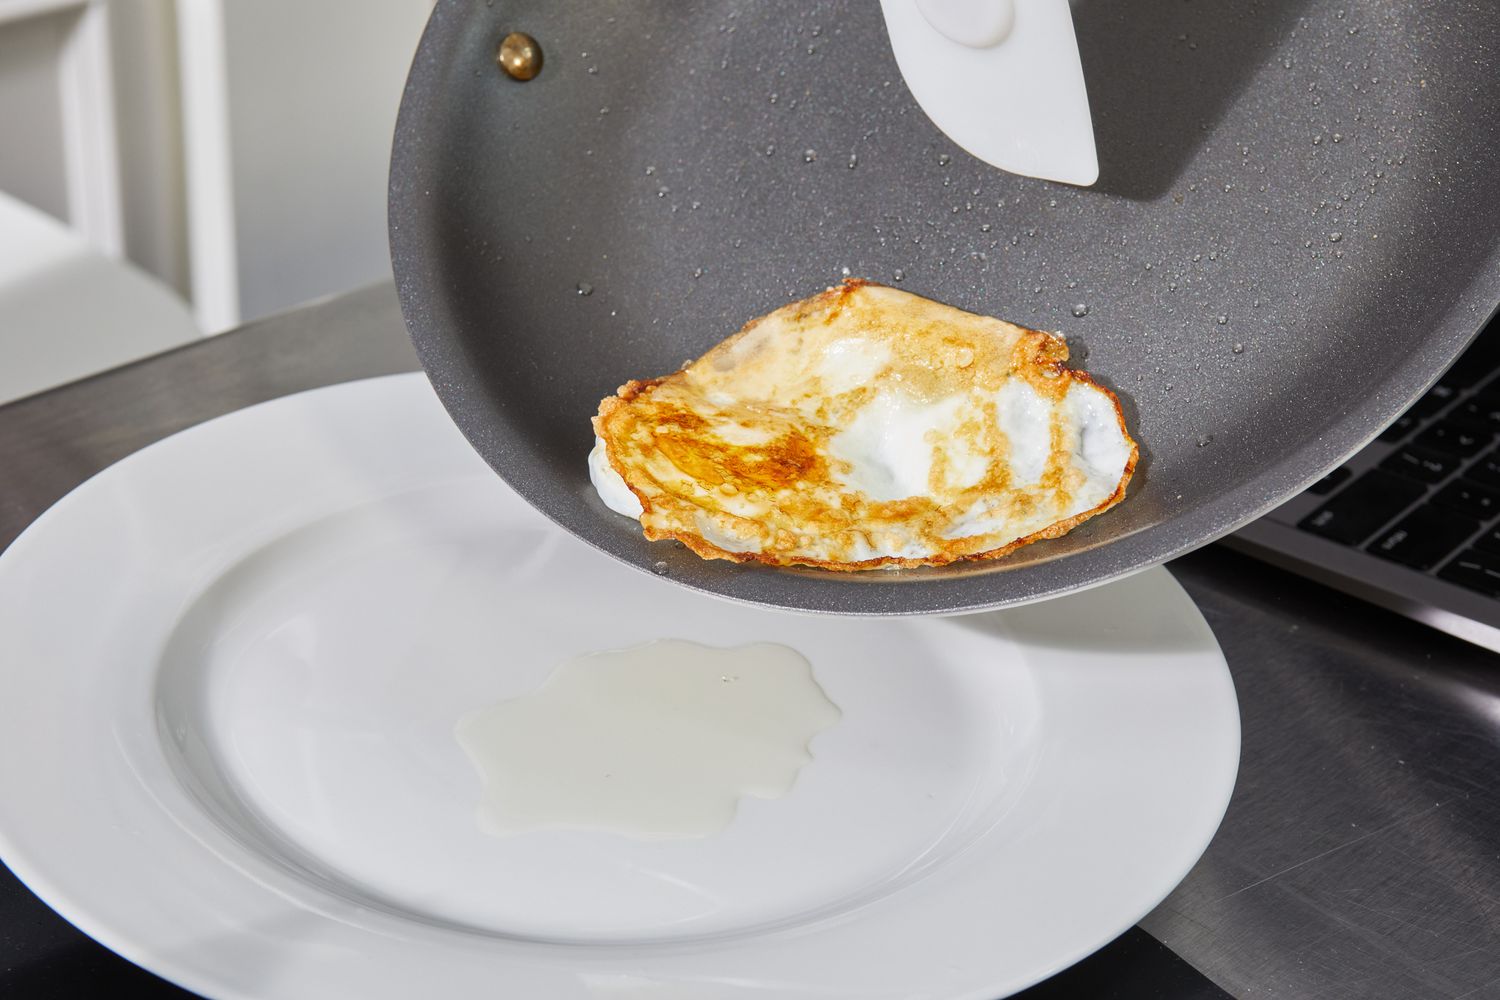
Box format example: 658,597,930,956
2,283,1498,999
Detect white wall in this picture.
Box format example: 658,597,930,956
1,0,431,333
0,1,190,402
109,0,188,297
0,9,71,224
215,0,431,324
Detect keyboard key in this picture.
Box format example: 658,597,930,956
1452,395,1500,430
1410,385,1460,421
1474,527,1500,556
1298,470,1425,546
1465,447,1500,487
1414,421,1493,457
1307,467,1352,496
1378,415,1419,443
1433,480,1500,519
1369,507,1481,570
1380,446,1461,483
1438,548,1500,597
1441,331,1500,388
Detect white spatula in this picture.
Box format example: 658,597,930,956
880,0,1098,186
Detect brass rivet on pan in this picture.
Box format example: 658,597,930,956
497,32,542,81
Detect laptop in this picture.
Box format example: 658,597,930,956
1229,309,1500,651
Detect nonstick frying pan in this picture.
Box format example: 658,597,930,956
390,0,1500,615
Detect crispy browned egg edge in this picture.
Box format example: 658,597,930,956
593,279,1139,570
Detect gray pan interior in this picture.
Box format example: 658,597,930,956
390,0,1500,615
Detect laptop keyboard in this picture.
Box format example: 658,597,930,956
1296,324,1500,597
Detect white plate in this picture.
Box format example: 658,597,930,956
0,374,1238,1000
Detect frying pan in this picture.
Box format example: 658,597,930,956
390,0,1500,615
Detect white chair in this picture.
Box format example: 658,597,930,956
0,190,199,405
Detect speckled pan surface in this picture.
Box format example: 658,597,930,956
390,0,1500,615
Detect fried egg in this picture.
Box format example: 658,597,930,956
591,280,1137,570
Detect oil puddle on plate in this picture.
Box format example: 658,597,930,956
456,640,842,840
